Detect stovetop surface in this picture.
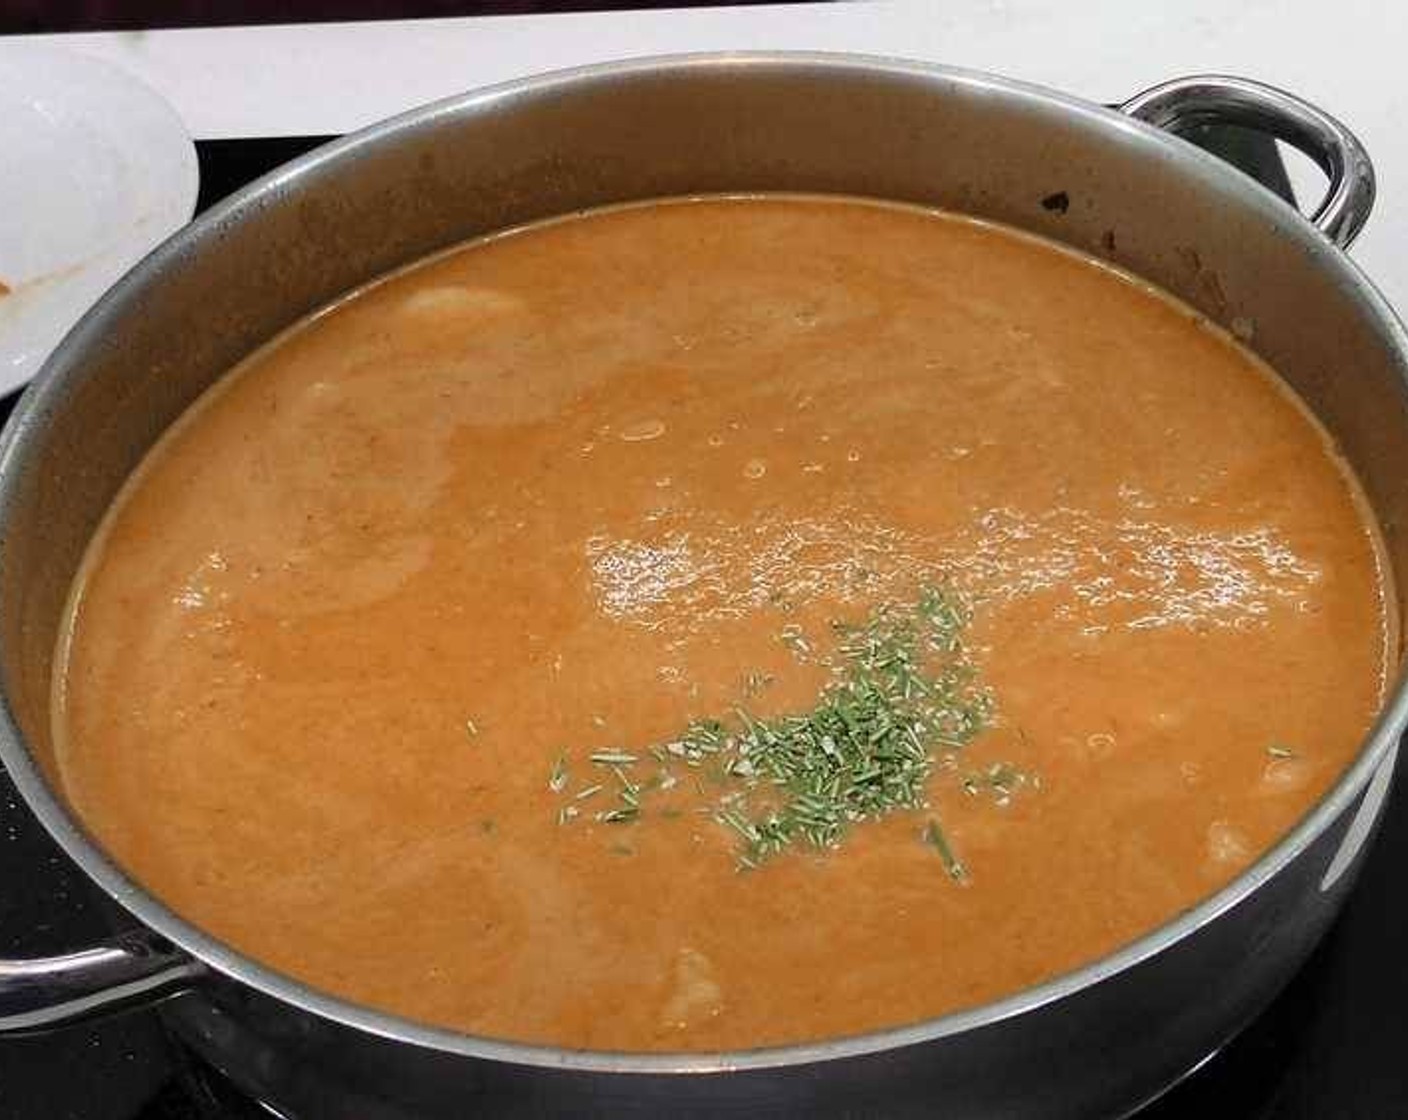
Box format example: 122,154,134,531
1,134,1406,1120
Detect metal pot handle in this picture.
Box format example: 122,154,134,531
0,928,203,1032
1119,74,1375,249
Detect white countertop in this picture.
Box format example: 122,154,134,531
2,0,1405,312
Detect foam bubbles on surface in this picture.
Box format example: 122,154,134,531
955,507,1320,633
584,503,1321,642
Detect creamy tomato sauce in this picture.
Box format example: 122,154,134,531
54,197,1391,1051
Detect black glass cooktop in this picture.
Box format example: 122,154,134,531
1,132,1406,1120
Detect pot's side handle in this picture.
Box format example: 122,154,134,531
1119,75,1375,249
0,928,203,1033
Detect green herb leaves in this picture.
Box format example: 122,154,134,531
705,587,992,867
923,818,968,883
548,586,1001,876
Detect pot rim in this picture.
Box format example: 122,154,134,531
2,49,1406,1074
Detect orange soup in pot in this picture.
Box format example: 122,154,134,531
53,196,1393,1051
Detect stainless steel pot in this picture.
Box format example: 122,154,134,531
0,55,1404,1119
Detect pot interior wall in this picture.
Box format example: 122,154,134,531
3,56,1406,809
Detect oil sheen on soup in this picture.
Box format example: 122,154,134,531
54,196,1392,1052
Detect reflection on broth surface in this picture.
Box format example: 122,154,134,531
54,196,1390,1051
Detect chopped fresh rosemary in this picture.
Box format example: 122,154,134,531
962,761,1034,806
742,671,775,698
590,750,638,766
548,753,570,793
923,817,969,882
693,587,991,866
545,586,1006,876
779,623,812,659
